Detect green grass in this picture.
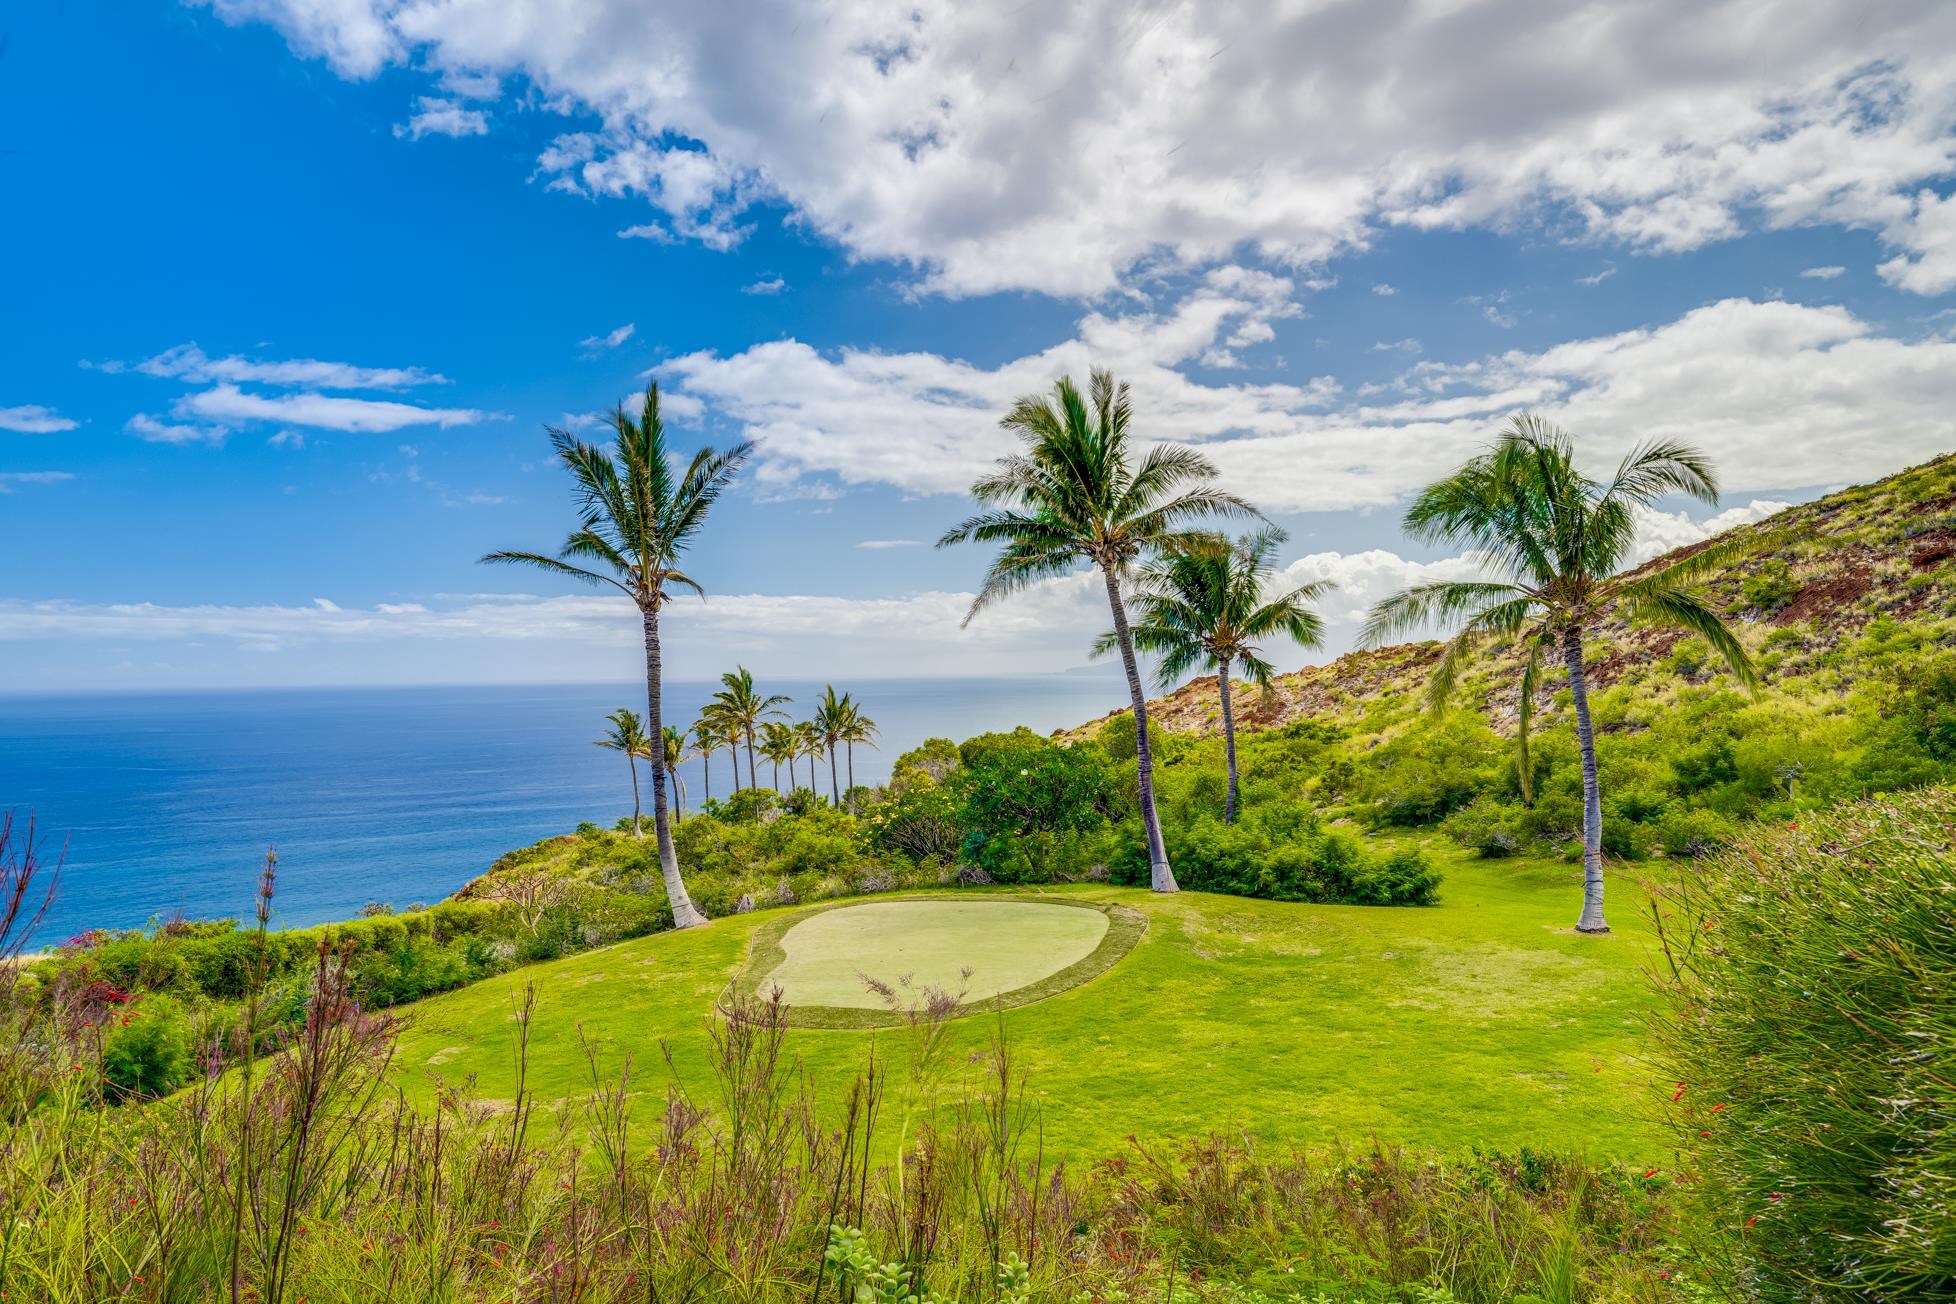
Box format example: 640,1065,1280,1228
760,898,1111,1008
392,840,1664,1163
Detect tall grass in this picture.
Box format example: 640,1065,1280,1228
0,820,1681,1301
1649,788,1956,1299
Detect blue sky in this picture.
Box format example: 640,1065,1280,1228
3,1,1955,689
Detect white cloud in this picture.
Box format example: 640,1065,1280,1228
1576,264,1617,286
580,322,636,351
195,0,1956,298
1629,499,1793,564
1371,283,1398,296
1878,188,1956,294
856,539,922,550
743,276,787,295
0,471,75,493
1800,264,1847,279
135,343,445,389
127,413,228,445
0,404,78,434
394,96,489,140
664,292,1956,512
176,385,496,433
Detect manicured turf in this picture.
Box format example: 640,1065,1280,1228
392,842,1665,1163
761,898,1111,1009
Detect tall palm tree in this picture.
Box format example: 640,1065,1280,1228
483,382,751,930
1361,415,1758,934
690,716,723,808
759,720,798,792
1100,527,1329,824
793,720,825,795
710,666,790,790
660,725,691,820
837,697,879,813
812,687,848,807
939,368,1255,892
594,708,651,837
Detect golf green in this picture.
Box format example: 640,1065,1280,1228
760,898,1112,1009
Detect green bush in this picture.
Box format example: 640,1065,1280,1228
1741,560,1800,613
1653,807,1733,857
1095,712,1166,763
1650,790,1956,1297
100,995,191,1101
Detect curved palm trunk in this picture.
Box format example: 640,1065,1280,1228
1563,625,1608,934
827,745,840,807
641,607,705,928
1103,565,1177,892
626,754,643,838
669,765,685,820
1218,658,1239,825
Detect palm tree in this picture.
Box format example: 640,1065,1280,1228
837,697,879,813
1100,527,1329,824
793,720,825,795
690,716,723,808
939,368,1255,892
1361,415,1758,934
759,720,798,792
660,725,691,820
594,708,651,837
694,702,742,800
711,666,790,790
483,382,751,930
812,687,848,807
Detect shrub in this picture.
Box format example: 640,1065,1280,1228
1095,712,1166,763
1650,790,1956,1297
1741,560,1800,613
100,995,191,1100
1653,807,1733,858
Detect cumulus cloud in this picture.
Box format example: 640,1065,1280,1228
0,404,78,433
195,0,1956,298
743,276,787,295
134,343,446,389
660,293,1956,512
175,385,495,433
1801,265,1847,279
1878,188,1956,294
394,95,489,140
127,413,228,445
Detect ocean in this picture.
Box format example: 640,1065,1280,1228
0,675,1128,942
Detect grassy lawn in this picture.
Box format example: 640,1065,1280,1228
392,840,1664,1162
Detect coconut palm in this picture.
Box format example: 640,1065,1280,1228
694,702,742,800
812,687,849,807
837,697,879,812
759,720,798,792
1099,527,1329,824
939,368,1255,892
594,708,651,837
1361,415,1758,934
660,725,691,820
793,720,825,795
690,716,723,807
711,666,791,790
484,383,750,929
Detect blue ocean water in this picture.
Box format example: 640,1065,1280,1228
0,675,1126,943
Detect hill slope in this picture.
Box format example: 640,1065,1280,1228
1077,451,1956,743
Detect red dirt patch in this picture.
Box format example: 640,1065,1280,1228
1772,564,1873,626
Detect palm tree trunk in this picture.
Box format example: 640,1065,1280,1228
641,607,705,928
828,746,839,807
846,741,856,813
727,748,739,795
1218,658,1239,825
1103,564,1177,892
627,754,643,838
744,729,758,790
670,765,685,820
702,748,712,806
772,758,781,792
1563,624,1608,934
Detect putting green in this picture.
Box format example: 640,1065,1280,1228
737,896,1143,1024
